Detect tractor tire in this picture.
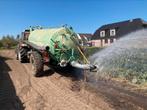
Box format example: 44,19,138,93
18,48,28,63
30,51,44,77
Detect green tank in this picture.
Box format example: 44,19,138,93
28,26,89,67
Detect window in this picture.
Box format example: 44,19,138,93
100,31,105,37
105,39,108,43
143,24,147,28
110,29,116,36
110,39,113,43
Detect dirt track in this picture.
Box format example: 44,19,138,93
0,50,147,110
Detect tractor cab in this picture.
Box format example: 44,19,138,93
21,26,43,41
21,29,30,41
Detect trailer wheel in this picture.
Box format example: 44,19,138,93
18,48,28,63
30,51,44,77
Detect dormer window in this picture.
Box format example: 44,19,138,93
100,31,105,37
110,29,116,36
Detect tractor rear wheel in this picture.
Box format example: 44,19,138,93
18,48,28,63
30,51,44,77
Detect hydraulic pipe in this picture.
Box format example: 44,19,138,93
70,61,97,70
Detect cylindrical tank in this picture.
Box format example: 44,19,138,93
28,27,84,65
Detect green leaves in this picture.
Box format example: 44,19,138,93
102,48,147,84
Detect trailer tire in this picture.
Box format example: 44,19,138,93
30,51,44,77
18,48,28,63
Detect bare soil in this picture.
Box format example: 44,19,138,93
0,50,147,110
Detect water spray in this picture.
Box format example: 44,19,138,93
89,29,147,84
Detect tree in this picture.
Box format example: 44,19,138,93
0,40,2,48
0,35,18,48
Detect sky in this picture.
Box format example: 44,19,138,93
0,0,147,37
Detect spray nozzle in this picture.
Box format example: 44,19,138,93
90,65,98,72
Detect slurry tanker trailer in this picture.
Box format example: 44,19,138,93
16,26,96,76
